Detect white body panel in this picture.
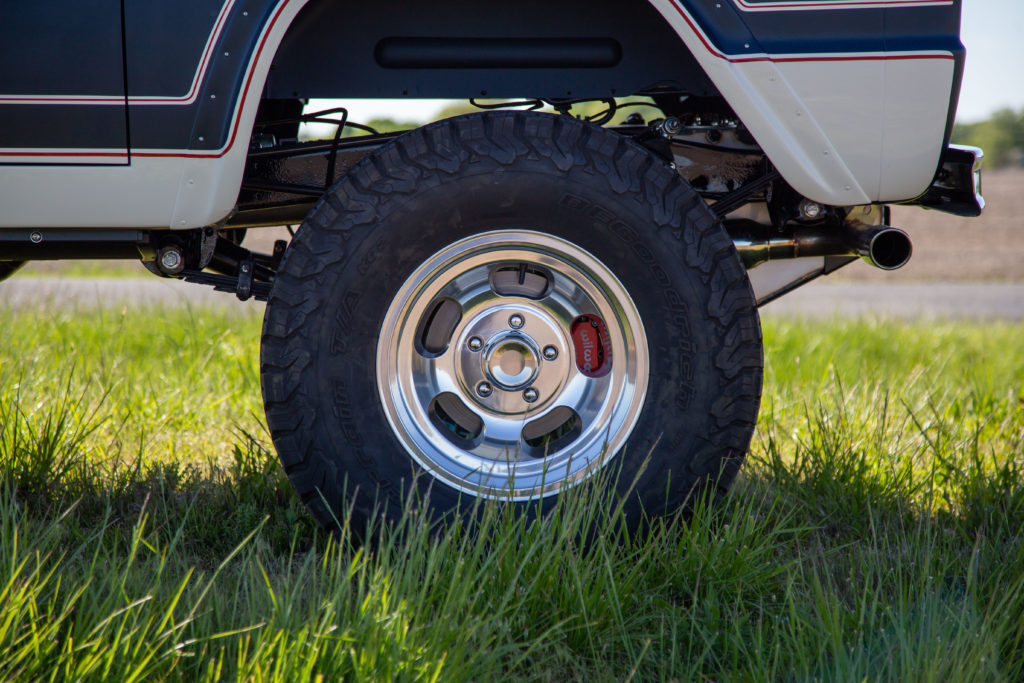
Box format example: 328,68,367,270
775,57,954,201
649,0,955,205
0,160,184,228
0,0,954,229
877,58,957,200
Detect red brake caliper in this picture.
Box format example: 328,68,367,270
570,314,612,378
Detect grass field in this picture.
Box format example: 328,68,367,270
0,304,1022,680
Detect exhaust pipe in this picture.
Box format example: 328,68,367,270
847,225,913,270
727,220,912,271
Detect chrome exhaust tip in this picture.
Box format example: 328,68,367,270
857,226,913,270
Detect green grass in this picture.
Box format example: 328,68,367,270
1,304,1023,680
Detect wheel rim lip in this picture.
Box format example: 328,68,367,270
376,230,649,501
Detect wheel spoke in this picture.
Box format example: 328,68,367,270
477,413,529,449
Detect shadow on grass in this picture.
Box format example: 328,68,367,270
0,383,316,559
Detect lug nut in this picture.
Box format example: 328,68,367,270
508,314,524,329
476,381,493,398
523,388,539,403
542,345,558,361
467,336,483,352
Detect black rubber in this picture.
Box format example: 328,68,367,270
260,111,763,529
0,261,25,282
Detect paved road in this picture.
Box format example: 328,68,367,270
0,277,255,312
758,281,1024,320
2,277,1023,320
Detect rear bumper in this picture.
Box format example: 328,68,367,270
904,144,985,217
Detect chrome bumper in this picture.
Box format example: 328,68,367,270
907,144,985,217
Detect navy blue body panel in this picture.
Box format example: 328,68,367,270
0,105,128,150
0,2,126,94
125,0,280,152
681,0,962,56
0,1,127,158
125,0,224,96
266,0,715,101
0,0,965,159
883,5,963,53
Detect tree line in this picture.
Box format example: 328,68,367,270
952,108,1024,168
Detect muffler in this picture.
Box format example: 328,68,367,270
727,219,912,271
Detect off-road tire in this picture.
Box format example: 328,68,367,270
260,110,762,529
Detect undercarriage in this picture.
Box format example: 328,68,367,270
0,99,983,306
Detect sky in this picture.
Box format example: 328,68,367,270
321,2,1021,126
958,0,1024,121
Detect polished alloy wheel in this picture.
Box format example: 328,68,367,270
376,230,649,500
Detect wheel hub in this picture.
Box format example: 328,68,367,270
456,305,568,414
484,333,538,390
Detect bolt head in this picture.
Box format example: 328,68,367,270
800,200,824,220
542,345,558,361
508,314,524,329
467,336,483,352
158,248,185,274
523,388,539,403
159,249,183,271
476,381,493,398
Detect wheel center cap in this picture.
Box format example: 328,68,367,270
485,336,539,389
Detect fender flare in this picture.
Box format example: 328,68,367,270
205,0,955,215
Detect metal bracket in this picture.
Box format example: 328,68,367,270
711,169,780,220
271,240,287,270
198,226,218,270
236,253,255,301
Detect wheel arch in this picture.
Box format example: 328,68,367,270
262,0,718,101
172,0,724,228
181,0,961,226
160,0,724,228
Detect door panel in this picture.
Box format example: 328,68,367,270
0,1,128,163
